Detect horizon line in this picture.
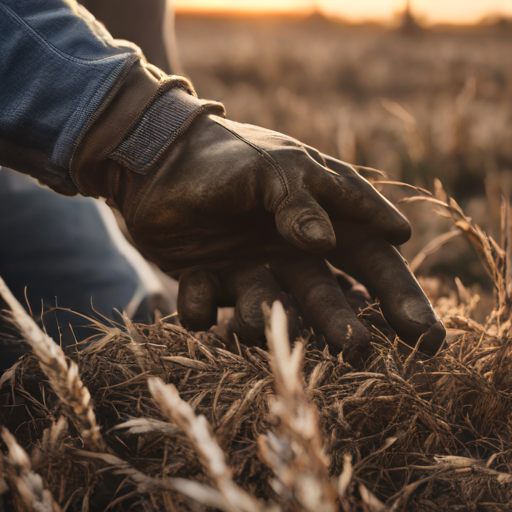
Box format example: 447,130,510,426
174,7,512,27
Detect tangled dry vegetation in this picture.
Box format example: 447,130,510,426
2,186,512,512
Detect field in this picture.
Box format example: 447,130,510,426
3,13,512,512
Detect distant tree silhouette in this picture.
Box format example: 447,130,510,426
399,0,421,35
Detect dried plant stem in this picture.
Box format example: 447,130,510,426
409,229,461,273
401,188,512,334
78,449,241,511
1,428,61,512
259,301,338,512
0,276,104,452
148,376,276,512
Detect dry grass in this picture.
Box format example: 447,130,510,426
2,185,512,511
0,280,104,453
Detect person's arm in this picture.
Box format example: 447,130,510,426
0,0,445,360
0,0,203,194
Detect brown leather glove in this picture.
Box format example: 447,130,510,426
178,222,445,366
71,60,444,359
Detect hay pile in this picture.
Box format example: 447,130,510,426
2,191,512,512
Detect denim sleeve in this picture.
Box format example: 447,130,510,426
0,0,141,194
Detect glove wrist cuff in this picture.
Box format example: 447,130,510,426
70,61,225,199
108,87,224,176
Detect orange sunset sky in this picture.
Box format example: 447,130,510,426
173,0,512,25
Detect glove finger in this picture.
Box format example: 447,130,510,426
221,264,284,344
274,189,336,253
301,150,411,246
178,268,221,331
271,254,371,366
328,222,446,355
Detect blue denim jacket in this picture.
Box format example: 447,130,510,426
0,0,140,193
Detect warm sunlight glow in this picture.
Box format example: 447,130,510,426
174,0,314,16
174,0,512,25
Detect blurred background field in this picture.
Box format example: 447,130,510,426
174,10,512,318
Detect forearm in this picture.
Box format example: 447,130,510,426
0,0,201,196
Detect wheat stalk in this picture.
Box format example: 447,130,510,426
399,184,512,335
258,301,339,512
1,428,61,512
0,276,104,452
148,376,278,512
78,448,243,511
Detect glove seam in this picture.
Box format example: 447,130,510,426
212,122,289,212
275,187,309,212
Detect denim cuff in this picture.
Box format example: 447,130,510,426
109,87,225,175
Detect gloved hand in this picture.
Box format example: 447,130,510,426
178,221,445,366
71,62,444,359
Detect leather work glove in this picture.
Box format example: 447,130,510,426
70,61,445,361
178,222,445,366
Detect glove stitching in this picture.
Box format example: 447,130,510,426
275,186,309,212
325,170,350,200
213,122,289,212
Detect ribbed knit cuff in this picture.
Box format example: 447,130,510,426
71,60,225,198
109,87,224,175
